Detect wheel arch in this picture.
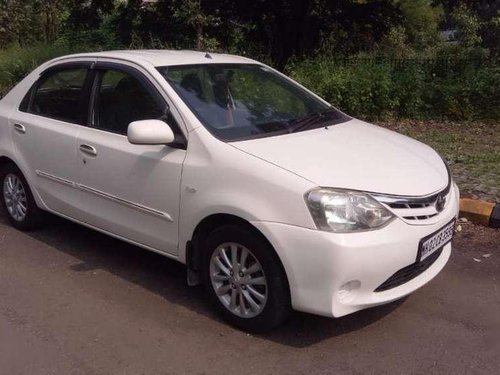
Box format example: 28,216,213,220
0,155,46,210
185,213,290,291
0,155,16,169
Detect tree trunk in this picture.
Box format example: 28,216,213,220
196,24,203,50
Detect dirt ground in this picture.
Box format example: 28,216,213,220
0,213,499,375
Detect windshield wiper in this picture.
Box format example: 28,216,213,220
288,108,349,133
288,112,325,133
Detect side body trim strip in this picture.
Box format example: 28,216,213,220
35,170,173,222
77,183,173,222
35,170,75,187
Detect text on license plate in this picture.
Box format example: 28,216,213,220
419,220,455,261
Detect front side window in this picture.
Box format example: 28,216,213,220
94,70,166,135
158,64,350,141
29,68,88,124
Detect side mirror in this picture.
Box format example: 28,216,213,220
127,120,175,145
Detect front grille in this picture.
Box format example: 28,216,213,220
374,248,443,292
370,161,452,223
388,199,441,221
372,182,451,223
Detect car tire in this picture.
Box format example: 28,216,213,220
0,163,44,230
202,224,291,332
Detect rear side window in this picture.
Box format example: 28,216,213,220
27,68,88,124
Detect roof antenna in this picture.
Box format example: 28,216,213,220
204,52,213,59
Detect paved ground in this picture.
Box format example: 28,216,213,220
0,213,499,375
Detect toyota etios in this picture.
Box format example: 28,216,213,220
0,51,459,331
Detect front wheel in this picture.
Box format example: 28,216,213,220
203,224,291,332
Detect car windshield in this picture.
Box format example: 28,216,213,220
157,63,350,141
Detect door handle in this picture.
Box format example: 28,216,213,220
79,144,98,157
13,123,26,134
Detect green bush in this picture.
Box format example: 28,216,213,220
287,56,499,121
1,44,498,122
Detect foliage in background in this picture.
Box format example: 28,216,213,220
440,0,499,57
287,57,500,121
0,0,67,46
0,42,79,97
0,0,498,120
391,0,444,52
2,0,497,62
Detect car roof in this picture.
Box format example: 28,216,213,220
56,50,258,67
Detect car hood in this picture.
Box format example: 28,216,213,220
230,119,448,196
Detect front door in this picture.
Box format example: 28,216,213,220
76,64,186,255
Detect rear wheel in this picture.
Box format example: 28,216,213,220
0,164,44,230
202,224,290,332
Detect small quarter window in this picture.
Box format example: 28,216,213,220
30,68,88,124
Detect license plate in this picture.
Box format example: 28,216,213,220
418,219,455,262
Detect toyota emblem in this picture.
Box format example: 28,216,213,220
435,194,446,212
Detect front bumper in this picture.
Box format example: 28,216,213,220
251,183,460,318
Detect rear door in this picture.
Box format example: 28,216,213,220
9,62,94,218
75,62,187,255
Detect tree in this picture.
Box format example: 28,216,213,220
66,0,115,30
172,0,216,50
394,0,443,51
438,0,499,54
201,0,402,68
0,0,34,47
450,3,482,47
34,0,67,42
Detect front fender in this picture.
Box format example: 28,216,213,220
177,127,316,263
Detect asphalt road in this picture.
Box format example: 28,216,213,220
0,212,499,375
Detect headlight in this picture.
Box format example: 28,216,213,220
305,188,395,233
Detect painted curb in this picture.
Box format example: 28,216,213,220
459,198,500,228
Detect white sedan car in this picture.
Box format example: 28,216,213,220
0,50,459,331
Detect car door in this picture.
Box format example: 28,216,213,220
9,62,93,218
75,62,187,255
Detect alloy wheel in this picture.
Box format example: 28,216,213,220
209,242,268,318
3,174,28,222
